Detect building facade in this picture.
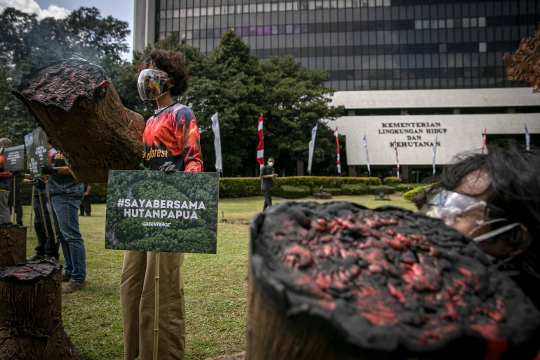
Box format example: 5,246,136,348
134,0,540,181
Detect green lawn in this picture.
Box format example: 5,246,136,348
20,195,416,359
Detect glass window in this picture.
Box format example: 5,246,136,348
194,8,200,16
257,4,264,12
439,43,447,53
423,20,430,29
250,4,256,13
383,0,390,6
478,17,486,27
479,42,487,52
470,18,477,27
264,3,271,12
446,19,454,28
221,6,227,15
462,18,470,28
279,3,286,11
287,2,294,10
180,8,187,17
243,4,249,13
415,20,422,30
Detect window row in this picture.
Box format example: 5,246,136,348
160,0,392,18
326,66,507,81
414,17,486,29
334,78,523,91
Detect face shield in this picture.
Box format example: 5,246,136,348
137,69,172,101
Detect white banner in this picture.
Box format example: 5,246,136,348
211,113,222,173
307,125,317,174
363,134,370,175
432,135,437,176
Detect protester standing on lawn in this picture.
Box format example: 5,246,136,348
260,157,278,211
41,139,86,293
120,49,203,360
26,143,59,262
79,183,92,216
0,138,14,224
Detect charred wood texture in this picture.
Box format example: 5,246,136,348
503,23,540,92
0,224,26,267
0,261,80,360
247,201,540,359
9,58,145,183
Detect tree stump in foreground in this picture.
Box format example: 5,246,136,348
0,224,26,267
9,58,145,183
245,201,540,360
0,261,80,360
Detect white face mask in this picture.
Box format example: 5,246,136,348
268,162,274,167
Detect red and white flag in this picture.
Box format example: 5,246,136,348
481,128,487,154
394,139,400,178
256,115,264,169
334,127,341,175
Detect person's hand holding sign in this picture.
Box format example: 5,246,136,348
159,161,178,174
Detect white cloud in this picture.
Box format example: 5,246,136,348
0,0,70,20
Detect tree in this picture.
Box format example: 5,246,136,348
0,6,131,141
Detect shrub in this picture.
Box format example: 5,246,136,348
383,177,402,185
341,177,381,186
403,184,434,202
369,185,396,195
393,183,423,192
219,178,260,198
322,188,342,196
340,184,368,195
274,185,312,199
91,183,108,203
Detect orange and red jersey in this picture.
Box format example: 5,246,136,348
140,103,203,172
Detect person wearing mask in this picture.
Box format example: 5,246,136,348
79,183,92,216
41,139,86,293
417,142,540,308
260,157,278,211
0,138,14,224
121,49,203,360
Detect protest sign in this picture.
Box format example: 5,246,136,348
105,170,219,254
25,128,49,178
3,145,25,171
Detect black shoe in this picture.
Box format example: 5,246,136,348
86,213,91,216
79,213,85,216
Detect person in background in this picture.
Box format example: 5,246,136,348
121,49,203,360
26,141,59,262
41,139,86,293
8,170,23,226
0,138,14,224
260,156,278,211
418,142,540,308
80,183,92,216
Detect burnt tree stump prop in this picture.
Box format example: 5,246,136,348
247,201,540,360
9,58,145,183
0,224,26,267
0,261,80,360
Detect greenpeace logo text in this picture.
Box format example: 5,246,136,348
142,222,171,227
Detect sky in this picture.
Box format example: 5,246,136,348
0,0,135,61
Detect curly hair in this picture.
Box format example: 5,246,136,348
138,50,189,97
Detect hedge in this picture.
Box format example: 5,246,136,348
383,177,402,186
393,183,423,192
369,185,396,195
340,184,368,195
274,185,312,199
17,176,384,203
403,184,434,202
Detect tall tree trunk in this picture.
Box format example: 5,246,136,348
0,261,80,360
0,224,26,267
10,58,144,183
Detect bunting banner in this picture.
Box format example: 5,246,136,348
363,134,370,176
481,128,487,154
525,124,530,151
256,115,264,170
307,124,317,174
432,136,437,176
393,138,400,178
334,127,341,175
211,113,223,173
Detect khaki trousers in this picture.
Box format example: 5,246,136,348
120,251,185,360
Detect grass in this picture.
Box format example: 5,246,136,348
20,195,416,359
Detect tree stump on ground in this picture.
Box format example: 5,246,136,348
0,224,26,267
9,58,145,183
245,201,540,360
0,261,80,360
